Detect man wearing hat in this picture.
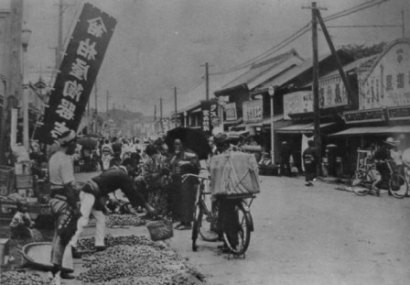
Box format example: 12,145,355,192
48,130,78,280
372,137,400,195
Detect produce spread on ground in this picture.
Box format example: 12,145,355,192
78,235,206,285
1,217,206,285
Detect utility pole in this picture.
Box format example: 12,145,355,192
205,62,209,100
160,98,163,133
316,10,352,102
56,0,64,69
154,105,157,121
94,78,98,114
312,2,321,176
303,1,323,175
174,87,178,127
402,10,405,38
106,90,110,117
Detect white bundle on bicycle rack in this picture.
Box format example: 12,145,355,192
209,152,260,196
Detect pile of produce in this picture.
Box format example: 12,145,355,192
106,214,146,228
0,270,52,285
77,235,206,285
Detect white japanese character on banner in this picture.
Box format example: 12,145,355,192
50,121,71,139
87,17,107,38
63,80,83,102
77,38,97,60
56,98,76,120
70,58,89,81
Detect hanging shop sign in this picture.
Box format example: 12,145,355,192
283,91,312,119
37,3,117,144
210,101,219,127
359,41,410,110
343,109,386,124
243,100,263,123
283,76,351,119
200,101,212,132
387,106,410,121
224,102,237,121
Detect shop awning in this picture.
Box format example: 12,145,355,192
275,122,335,134
329,125,410,137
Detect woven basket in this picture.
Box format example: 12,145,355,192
146,220,173,241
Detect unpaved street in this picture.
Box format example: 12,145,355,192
169,176,410,285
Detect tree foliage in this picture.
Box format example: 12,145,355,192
341,42,387,59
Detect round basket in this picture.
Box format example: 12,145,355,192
146,220,173,241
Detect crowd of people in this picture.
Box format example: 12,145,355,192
46,131,208,281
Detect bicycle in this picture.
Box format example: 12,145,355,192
352,160,408,198
182,173,255,256
388,162,409,199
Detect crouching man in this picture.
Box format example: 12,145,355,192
69,158,156,255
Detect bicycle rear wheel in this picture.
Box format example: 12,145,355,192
389,173,407,199
222,202,251,256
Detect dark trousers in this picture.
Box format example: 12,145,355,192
304,163,316,182
217,197,239,247
169,175,197,224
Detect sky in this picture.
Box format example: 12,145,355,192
6,0,410,115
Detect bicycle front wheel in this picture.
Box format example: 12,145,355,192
389,173,407,199
222,202,252,256
192,203,203,252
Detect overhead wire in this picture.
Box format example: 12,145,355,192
210,0,389,75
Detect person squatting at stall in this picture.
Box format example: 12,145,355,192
48,130,78,280
169,139,200,230
9,202,34,239
69,158,157,255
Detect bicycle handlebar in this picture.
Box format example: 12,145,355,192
181,173,209,183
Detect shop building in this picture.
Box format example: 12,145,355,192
330,38,410,175
245,49,354,167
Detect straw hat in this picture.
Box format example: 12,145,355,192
384,137,400,146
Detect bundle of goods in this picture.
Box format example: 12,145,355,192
209,152,260,196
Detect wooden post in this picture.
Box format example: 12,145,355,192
312,2,322,175
174,87,178,127
316,10,352,103
160,98,163,133
56,0,64,69
205,62,209,101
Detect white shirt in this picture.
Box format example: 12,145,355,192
49,150,75,186
391,149,403,166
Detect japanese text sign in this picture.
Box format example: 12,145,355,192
201,100,217,133
243,100,263,123
37,3,116,144
224,102,237,121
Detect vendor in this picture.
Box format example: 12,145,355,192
69,158,157,255
48,130,78,281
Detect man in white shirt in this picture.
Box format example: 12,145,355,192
48,130,78,281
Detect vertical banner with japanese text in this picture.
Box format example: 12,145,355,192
37,3,117,144
201,100,211,133
201,99,219,134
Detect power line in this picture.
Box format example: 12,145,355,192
210,0,390,75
